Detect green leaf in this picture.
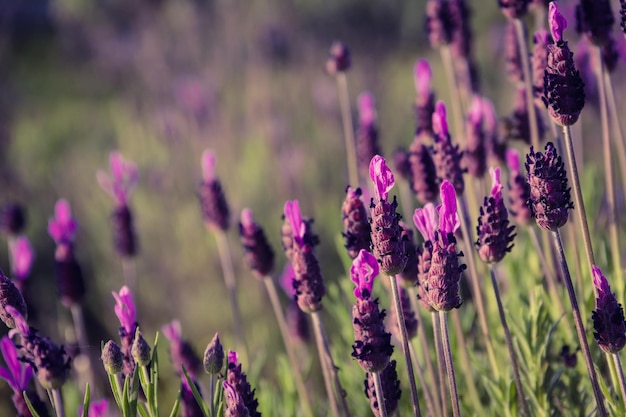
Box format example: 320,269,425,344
137,402,150,417
168,390,182,417
108,373,123,412
128,365,141,417
81,384,91,417
182,365,210,417
22,391,42,417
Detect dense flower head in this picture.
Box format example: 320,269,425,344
0,270,27,329
198,149,231,231
392,148,411,181
223,381,251,417
101,340,124,375
10,236,34,282
475,168,516,264
414,59,436,133
543,2,585,126
447,0,473,60
239,209,275,278
279,263,311,343
350,250,379,300
352,292,393,372
55,250,86,308
414,204,438,311
408,135,438,204
356,92,381,174
48,199,78,246
162,320,202,377
342,187,373,259
226,351,261,417
463,97,487,178
97,151,139,206
506,149,532,225
532,29,553,102
621,1,626,35
498,0,530,20
425,0,453,48
112,286,138,375
325,41,351,74
0,203,26,236
398,223,419,287
111,205,138,258
364,360,402,417
203,332,225,375
525,142,573,230
575,0,614,46
432,102,465,194
505,22,523,83
592,266,626,354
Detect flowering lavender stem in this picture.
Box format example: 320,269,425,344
408,342,437,417
262,276,314,417
613,354,626,410
214,230,247,361
595,50,623,285
310,311,343,417
488,265,531,416
457,196,500,378
431,311,449,417
49,388,66,417
373,371,389,417
514,18,540,150
551,230,608,417
335,73,359,187
438,311,460,417
389,275,422,417
604,70,626,217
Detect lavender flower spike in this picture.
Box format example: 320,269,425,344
414,59,432,101
438,180,460,239
162,320,202,378
592,265,626,354
0,270,27,329
358,92,377,126
10,236,34,282
284,200,305,246
80,399,109,417
432,101,449,138
48,199,78,246
369,155,395,202
350,249,380,300
549,2,567,43
506,149,532,225
97,151,139,206
112,286,136,336
413,203,437,243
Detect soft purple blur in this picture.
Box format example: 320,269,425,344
112,286,136,335
0,336,33,392
10,236,34,281
48,199,78,245
97,151,139,206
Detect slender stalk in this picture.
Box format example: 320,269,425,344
262,277,314,417
50,388,66,417
514,18,540,150
551,230,607,416
209,374,215,417
613,354,626,411
121,258,136,291
399,181,416,233
388,274,422,417
604,70,626,214
408,342,437,417
311,311,343,417
409,288,442,417
488,265,531,417
373,371,389,417
317,312,351,417
439,311,461,417
432,311,449,417
457,196,500,378
595,51,622,283
336,72,359,187
440,46,466,144
7,236,16,275
560,125,596,295
70,303,96,396
450,309,484,413
214,231,247,361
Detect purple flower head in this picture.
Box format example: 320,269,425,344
162,320,183,347
438,181,460,238
0,336,33,392
284,200,305,246
48,199,78,245
228,350,238,366
489,167,503,201
592,265,626,353
593,265,612,299
280,262,296,297
358,92,377,126
10,236,34,281
201,149,216,183
240,208,254,229
432,101,449,138
506,148,522,175
79,399,109,417
97,151,139,206
414,59,432,99
549,2,567,43
467,97,483,130
5,305,29,335
112,286,136,335
413,204,438,242
350,250,379,300
369,155,395,202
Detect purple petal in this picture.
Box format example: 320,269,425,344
506,149,521,174
413,204,437,242
467,97,483,129
438,181,459,235
368,155,395,202
240,208,254,228
4,306,28,335
432,101,449,137
279,262,296,297
284,200,305,245
490,167,503,199
0,366,17,391
162,320,182,345
201,149,216,183
10,236,34,281
112,286,136,334
592,265,611,297
228,350,238,366
414,59,432,99
548,1,567,43
48,199,78,244
350,249,379,300
357,92,376,126
0,337,20,385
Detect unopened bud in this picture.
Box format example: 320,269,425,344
102,340,124,375
204,333,225,375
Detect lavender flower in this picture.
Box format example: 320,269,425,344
203,332,225,375
6,306,71,390
591,266,626,354
279,263,310,343
388,286,418,341
432,102,465,195
505,22,523,83
503,87,545,145
413,59,436,134
414,204,437,311
369,156,408,275
0,270,27,328
97,151,139,257
408,135,438,204
475,168,516,264
0,336,49,417
79,399,109,417
621,0,626,35
0,203,26,236
198,150,231,231
463,98,487,178
425,0,453,49
364,360,402,417
10,236,34,284
162,320,202,378
575,0,614,46
181,377,205,417
350,250,394,372
226,351,261,417
531,29,553,103
325,41,351,75
398,223,419,287
526,142,573,231
224,381,251,417
283,200,326,313
112,286,138,375
506,149,532,225
356,92,382,174
131,330,151,367
342,187,372,260
542,2,585,126
48,199,78,247
239,209,275,278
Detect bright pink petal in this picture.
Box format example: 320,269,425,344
413,204,438,242
357,92,376,125
0,367,17,391
592,265,611,297
0,337,20,384
506,149,521,174
11,237,34,280
162,320,182,345
109,152,125,182
467,97,483,128
548,1,567,43
414,59,432,99
438,181,459,236
201,149,216,183
350,250,379,300
280,262,296,297
369,155,395,202
432,101,449,137
240,208,254,228
4,306,28,335
112,286,136,334
490,167,503,199
228,350,238,366
284,200,305,245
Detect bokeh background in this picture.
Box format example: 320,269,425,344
1,0,625,414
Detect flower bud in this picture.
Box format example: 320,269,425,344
102,340,124,375
204,332,225,375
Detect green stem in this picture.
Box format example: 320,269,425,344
439,311,461,417
514,18,540,150
388,275,422,417
488,265,531,417
449,309,483,413
551,230,607,417
373,371,389,417
311,311,343,417
432,311,449,417
50,389,66,417
209,374,215,417
336,72,359,187
262,277,314,417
